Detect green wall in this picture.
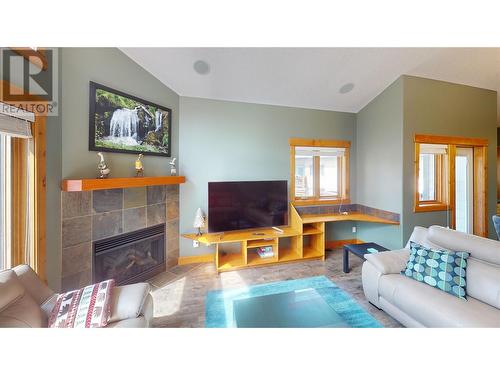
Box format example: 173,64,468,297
45,52,63,290
356,78,404,249
402,75,498,241
61,48,179,179
33,48,178,290
178,97,357,256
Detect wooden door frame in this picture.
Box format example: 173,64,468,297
1,80,46,280
414,134,488,237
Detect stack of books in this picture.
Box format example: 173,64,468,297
257,246,274,258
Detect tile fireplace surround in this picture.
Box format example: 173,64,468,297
61,185,179,291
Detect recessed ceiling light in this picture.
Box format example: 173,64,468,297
193,60,210,75
339,83,355,94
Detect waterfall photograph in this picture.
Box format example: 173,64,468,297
89,81,172,156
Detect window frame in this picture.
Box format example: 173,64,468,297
290,138,350,206
1,80,46,279
414,143,450,212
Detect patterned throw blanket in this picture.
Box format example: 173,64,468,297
48,280,115,328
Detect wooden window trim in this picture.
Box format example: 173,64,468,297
414,142,450,213
290,138,351,205
414,133,488,237
1,80,46,280
415,134,488,147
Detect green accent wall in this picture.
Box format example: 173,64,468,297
356,78,404,249
11,48,179,290
178,97,357,256
402,75,497,241
61,48,179,179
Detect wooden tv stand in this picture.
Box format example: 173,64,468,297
182,205,399,273
183,206,325,273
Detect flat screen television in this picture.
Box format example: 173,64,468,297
208,180,288,233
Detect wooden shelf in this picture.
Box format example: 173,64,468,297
218,252,245,271
278,248,302,262
302,226,323,235
247,252,278,266
185,205,328,273
182,204,399,273
247,239,278,248
61,176,186,192
303,246,324,259
184,226,301,245
300,212,399,225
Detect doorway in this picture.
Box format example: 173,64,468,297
455,147,474,233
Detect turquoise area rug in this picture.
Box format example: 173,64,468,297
205,276,382,328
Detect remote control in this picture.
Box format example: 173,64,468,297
272,226,284,233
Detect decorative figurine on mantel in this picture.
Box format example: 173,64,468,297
97,152,110,179
169,158,177,176
135,154,144,177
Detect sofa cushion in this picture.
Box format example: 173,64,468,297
49,279,115,328
466,258,500,309
402,242,469,299
428,225,500,265
109,282,151,323
379,273,500,327
405,226,445,250
0,270,46,328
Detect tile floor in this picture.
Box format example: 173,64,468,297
148,249,402,328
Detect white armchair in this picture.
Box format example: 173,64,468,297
0,264,153,328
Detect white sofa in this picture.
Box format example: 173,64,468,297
362,225,500,327
0,265,154,328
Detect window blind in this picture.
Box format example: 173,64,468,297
0,102,33,138
295,146,345,157
420,144,448,154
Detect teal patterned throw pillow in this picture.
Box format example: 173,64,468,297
401,241,469,300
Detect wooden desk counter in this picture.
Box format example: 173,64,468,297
300,211,399,225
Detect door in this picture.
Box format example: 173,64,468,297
455,147,474,233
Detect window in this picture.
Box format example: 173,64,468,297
1,84,47,278
290,139,350,204
415,143,449,211
0,105,39,272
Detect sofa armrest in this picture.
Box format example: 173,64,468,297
13,264,54,306
364,249,410,275
109,282,151,324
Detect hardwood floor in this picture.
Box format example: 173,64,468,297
148,249,402,328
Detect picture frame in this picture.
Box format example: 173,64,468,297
89,81,172,157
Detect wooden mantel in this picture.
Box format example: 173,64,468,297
61,176,186,192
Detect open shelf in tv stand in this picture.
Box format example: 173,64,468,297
183,205,325,273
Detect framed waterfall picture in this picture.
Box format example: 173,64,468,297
89,81,172,157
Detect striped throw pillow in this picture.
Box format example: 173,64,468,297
49,279,115,328
402,242,469,300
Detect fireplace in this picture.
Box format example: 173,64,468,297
92,224,166,285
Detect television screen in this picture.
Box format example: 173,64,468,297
208,181,288,233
